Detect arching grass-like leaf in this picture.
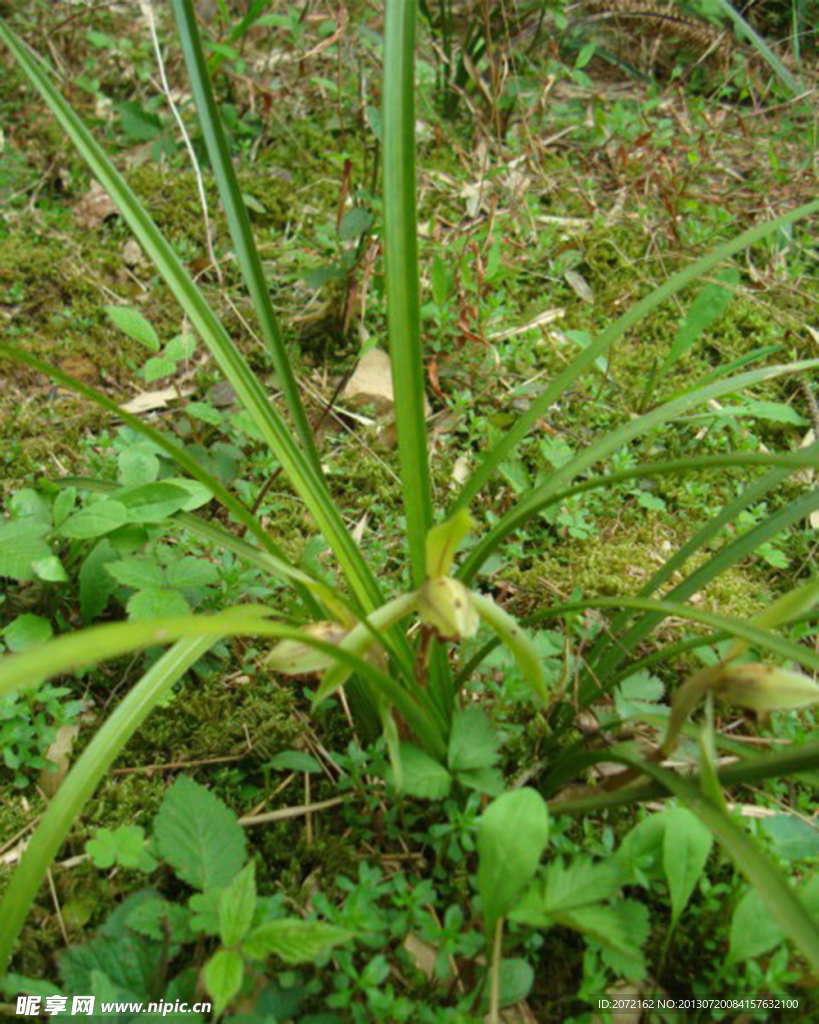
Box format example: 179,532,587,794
0,637,214,972
0,19,383,619
612,754,819,971
587,484,819,698
453,200,819,509
710,0,803,95
458,359,819,582
382,0,434,587
169,0,321,475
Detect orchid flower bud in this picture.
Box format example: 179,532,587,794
417,577,479,641
712,663,819,712
266,622,349,675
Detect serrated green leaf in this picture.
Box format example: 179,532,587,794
662,808,713,926
266,751,322,774
143,356,177,382
60,500,128,539
86,824,152,870
105,558,166,590
617,671,665,704
104,305,161,351
189,888,222,936
478,788,549,933
126,898,191,943
126,587,191,620
218,862,256,947
614,671,667,721
498,458,531,494
59,892,165,995
154,777,247,891
0,974,66,1000
113,482,192,523
241,919,352,964
511,857,624,926
3,614,54,653
303,264,345,289
397,743,452,799
338,206,374,241
165,557,220,589
204,948,244,1018
455,765,504,796
79,540,119,623
447,705,502,773
562,901,648,980
117,102,163,143
664,269,738,372
164,333,196,360
0,520,53,581
31,556,69,583
187,401,223,426
118,449,160,486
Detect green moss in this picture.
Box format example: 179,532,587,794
497,518,769,627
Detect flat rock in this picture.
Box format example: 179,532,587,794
341,347,394,415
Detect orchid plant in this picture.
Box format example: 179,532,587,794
1,0,818,980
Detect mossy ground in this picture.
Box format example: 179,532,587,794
0,0,816,1013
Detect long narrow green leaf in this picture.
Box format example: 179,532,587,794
0,606,444,747
608,615,817,691
589,485,819,693
0,20,382,617
459,360,819,582
0,637,214,973
497,450,813,525
58,470,358,620
0,345,300,579
471,592,548,703
614,754,819,970
453,199,819,508
710,0,802,95
169,0,321,474
313,592,420,705
544,708,819,797
586,443,816,677
383,0,434,587
724,576,819,661
584,459,787,674
548,739,819,812
518,595,819,674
